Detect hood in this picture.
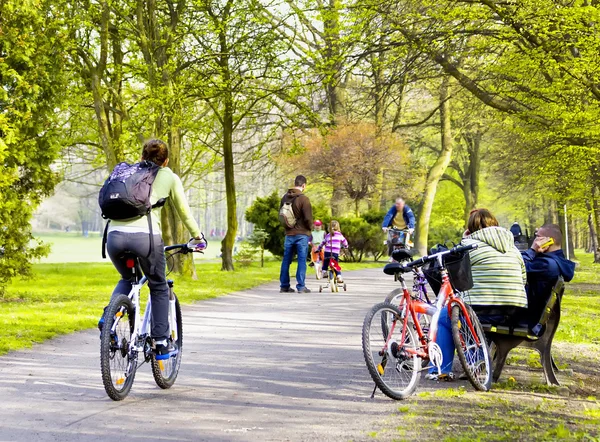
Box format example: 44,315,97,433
546,249,576,282
467,226,515,253
287,188,302,196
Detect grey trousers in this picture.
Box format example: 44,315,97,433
106,231,169,341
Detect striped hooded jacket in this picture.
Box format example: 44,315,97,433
461,226,528,308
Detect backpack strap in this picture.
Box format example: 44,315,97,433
102,220,110,259
146,198,167,274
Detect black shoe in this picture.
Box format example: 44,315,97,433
280,287,295,293
154,341,178,361
308,262,314,267
298,287,312,293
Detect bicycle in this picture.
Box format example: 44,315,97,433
99,242,205,401
362,243,492,400
384,228,413,257
318,255,347,293
382,257,433,339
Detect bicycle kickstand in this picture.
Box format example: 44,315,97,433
370,383,377,399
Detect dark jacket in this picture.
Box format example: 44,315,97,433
382,204,415,229
280,188,313,236
521,248,575,324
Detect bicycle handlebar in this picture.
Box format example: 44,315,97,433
400,243,478,270
164,243,205,254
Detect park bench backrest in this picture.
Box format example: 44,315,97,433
535,276,565,327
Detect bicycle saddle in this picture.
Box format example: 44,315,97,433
383,262,412,275
392,249,415,262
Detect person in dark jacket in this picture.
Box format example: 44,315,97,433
510,222,523,237
279,175,313,293
382,198,415,232
521,223,575,330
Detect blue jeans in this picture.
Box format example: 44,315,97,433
430,307,455,374
280,234,310,290
430,307,494,375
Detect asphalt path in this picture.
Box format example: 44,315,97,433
0,268,425,442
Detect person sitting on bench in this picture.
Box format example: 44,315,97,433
427,208,528,381
521,223,575,335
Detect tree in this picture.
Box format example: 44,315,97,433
246,228,269,267
245,192,286,257
188,0,289,271
283,123,410,216
0,0,69,293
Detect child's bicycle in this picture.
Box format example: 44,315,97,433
100,241,205,401
318,256,347,292
311,246,324,280
362,243,492,400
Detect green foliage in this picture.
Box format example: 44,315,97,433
246,228,269,267
321,216,384,262
245,192,286,257
0,0,68,294
428,181,465,249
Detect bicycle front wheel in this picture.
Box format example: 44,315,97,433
151,292,183,389
451,303,492,391
100,294,136,401
362,303,421,400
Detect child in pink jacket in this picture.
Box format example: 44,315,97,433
318,220,349,283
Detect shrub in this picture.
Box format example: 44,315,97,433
245,192,285,257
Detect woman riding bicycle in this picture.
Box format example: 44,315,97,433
428,208,527,380
103,139,204,360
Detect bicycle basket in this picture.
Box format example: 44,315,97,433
387,229,407,246
422,250,474,294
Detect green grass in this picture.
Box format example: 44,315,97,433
34,232,225,263
556,251,600,346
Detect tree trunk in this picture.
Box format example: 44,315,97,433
330,186,345,217
415,78,453,256
221,113,237,270
586,200,600,263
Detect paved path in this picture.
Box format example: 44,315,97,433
0,268,414,441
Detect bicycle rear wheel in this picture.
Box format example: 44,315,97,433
451,303,492,391
151,292,183,389
100,294,136,401
362,302,421,400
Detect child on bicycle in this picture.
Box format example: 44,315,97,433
101,139,205,360
318,220,348,283
310,220,325,266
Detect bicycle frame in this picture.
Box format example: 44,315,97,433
383,250,483,375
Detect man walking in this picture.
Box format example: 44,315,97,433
279,175,313,293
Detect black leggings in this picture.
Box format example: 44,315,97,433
106,231,169,341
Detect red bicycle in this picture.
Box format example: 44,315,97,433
362,244,492,400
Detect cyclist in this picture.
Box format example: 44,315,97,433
101,139,205,360
381,197,415,233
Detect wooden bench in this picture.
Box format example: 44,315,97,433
480,277,565,386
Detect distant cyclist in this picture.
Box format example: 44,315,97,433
100,139,205,360
382,197,415,233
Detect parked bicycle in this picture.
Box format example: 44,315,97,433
100,242,205,401
362,244,492,400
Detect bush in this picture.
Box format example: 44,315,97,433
245,192,285,257
234,242,258,267
321,216,383,262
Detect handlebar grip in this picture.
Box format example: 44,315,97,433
451,243,478,254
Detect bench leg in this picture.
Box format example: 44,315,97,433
490,341,509,383
540,348,560,386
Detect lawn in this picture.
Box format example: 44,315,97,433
34,232,226,263
369,250,600,442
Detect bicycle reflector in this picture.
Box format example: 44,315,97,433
126,259,136,268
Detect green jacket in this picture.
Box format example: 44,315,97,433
461,226,527,308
